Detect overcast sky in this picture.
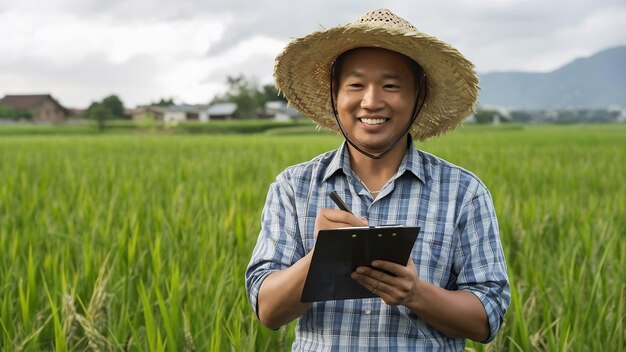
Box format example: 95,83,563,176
1,0,624,108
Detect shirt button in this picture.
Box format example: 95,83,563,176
365,309,371,315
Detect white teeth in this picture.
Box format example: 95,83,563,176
360,118,386,125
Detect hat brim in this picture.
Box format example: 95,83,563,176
274,24,479,140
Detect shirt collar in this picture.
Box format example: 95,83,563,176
322,141,351,182
322,139,427,184
399,138,427,184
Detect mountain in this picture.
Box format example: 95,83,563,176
478,46,626,109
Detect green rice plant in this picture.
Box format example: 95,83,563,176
0,124,624,351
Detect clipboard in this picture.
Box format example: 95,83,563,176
301,226,420,302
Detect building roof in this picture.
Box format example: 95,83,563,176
133,105,169,114
165,104,203,113
264,100,301,118
1,94,65,110
207,102,237,116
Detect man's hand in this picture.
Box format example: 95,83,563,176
257,208,367,329
351,258,490,341
314,208,368,239
351,257,420,307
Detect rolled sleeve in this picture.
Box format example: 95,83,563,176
454,187,510,343
245,173,303,319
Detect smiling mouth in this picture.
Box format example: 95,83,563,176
359,118,388,125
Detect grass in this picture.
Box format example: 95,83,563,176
0,124,624,351
0,119,319,136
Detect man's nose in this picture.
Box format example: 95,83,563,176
361,86,384,111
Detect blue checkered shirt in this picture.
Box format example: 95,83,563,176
246,141,510,351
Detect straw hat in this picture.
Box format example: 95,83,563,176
274,9,479,141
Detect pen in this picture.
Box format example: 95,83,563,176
329,191,353,214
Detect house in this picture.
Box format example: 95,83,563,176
465,105,512,124
132,104,209,123
67,108,87,118
207,103,237,120
0,94,68,122
132,106,168,121
162,105,202,123
263,101,302,121
195,104,210,122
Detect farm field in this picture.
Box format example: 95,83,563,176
0,124,625,351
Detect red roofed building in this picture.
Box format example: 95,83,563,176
0,94,68,122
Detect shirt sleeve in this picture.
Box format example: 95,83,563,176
453,187,510,343
245,173,304,319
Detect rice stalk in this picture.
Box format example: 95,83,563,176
182,310,195,352
62,294,80,345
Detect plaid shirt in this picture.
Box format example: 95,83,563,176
246,141,510,351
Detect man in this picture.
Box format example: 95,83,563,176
246,9,510,350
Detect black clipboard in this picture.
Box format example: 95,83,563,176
301,226,420,302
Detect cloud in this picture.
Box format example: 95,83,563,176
0,0,624,108
454,0,626,72
0,54,160,107
0,5,225,107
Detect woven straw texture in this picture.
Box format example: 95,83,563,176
274,9,479,141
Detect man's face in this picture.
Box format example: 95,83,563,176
336,47,417,155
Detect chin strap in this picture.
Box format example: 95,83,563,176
329,62,428,160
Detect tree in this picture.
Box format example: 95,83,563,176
0,104,32,120
261,84,286,104
0,104,16,119
85,102,111,132
212,75,285,118
102,95,125,119
474,108,500,124
152,98,175,107
84,95,125,132
225,75,262,118
510,110,532,124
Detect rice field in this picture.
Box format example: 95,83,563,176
0,124,624,351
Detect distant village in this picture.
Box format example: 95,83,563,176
1,93,625,125
467,105,626,124
0,94,303,124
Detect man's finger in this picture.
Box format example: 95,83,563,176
351,271,384,291
372,260,405,276
320,208,367,227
